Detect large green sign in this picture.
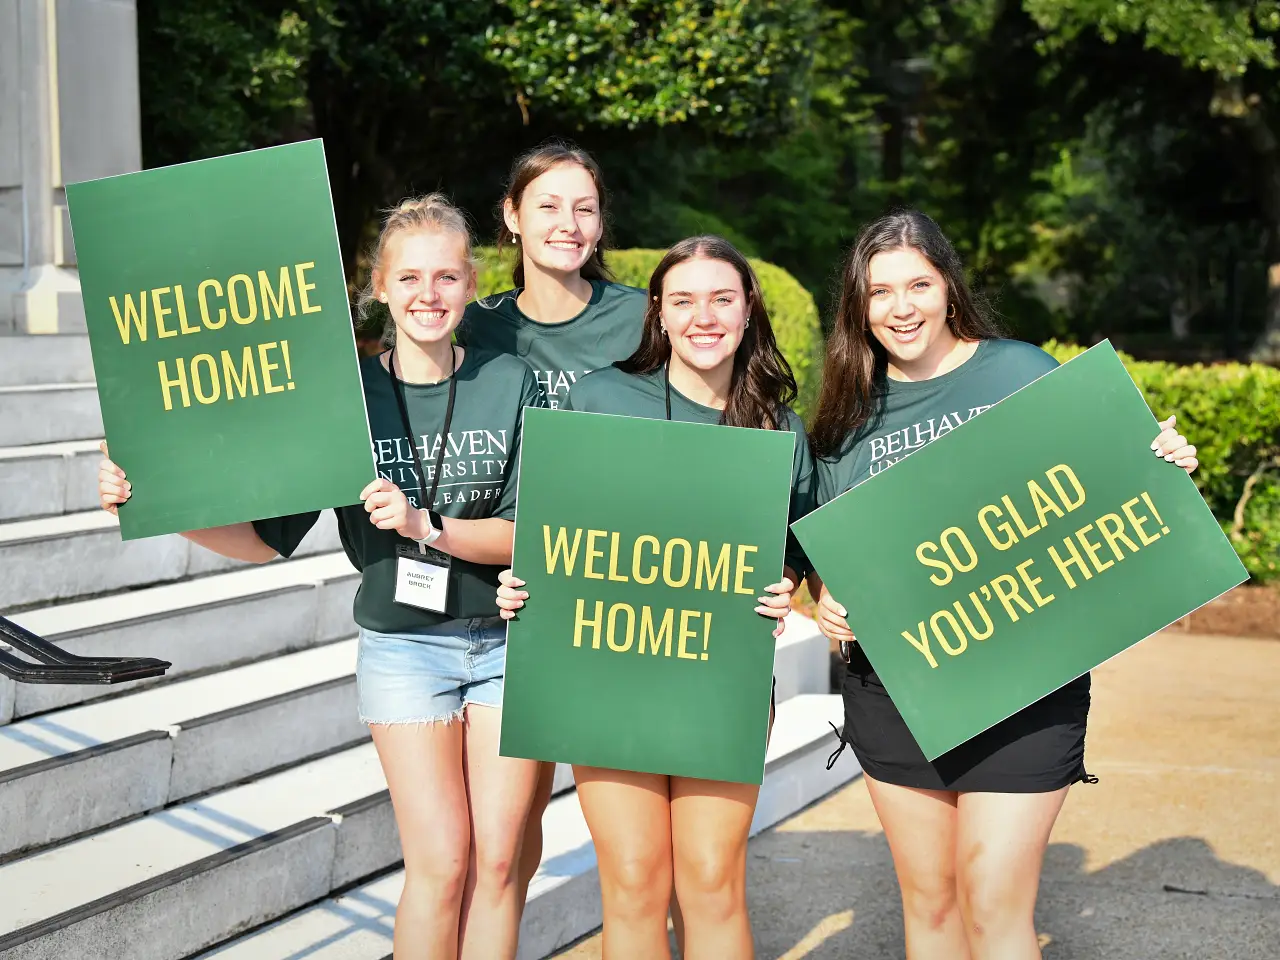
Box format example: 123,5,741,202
500,408,795,784
792,342,1248,761
67,140,374,540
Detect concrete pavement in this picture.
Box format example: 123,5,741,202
555,631,1280,958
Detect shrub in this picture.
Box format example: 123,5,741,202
1042,340,1280,581
473,246,824,415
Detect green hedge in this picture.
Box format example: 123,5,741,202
473,246,823,415
1042,340,1280,582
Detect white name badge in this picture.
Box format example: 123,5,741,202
394,544,452,613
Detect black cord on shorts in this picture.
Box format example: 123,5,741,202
825,721,850,770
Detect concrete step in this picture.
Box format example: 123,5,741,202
2,552,357,721
0,742,390,960
0,336,94,388
772,609,830,702
192,694,859,960
0,383,102,446
0,639,364,859
0,508,342,611
0,440,101,521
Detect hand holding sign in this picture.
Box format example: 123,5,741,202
1152,415,1198,470
499,408,795,783
499,568,796,639
67,140,374,540
793,342,1246,760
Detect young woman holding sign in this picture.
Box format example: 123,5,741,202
496,235,812,960
98,195,544,960
808,209,1199,960
459,141,650,912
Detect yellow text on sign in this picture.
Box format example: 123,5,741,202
573,600,714,662
108,262,322,345
543,526,758,595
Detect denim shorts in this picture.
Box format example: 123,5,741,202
356,616,507,724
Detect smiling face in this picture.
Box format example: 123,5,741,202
866,246,958,375
504,162,604,278
660,257,749,377
375,228,475,348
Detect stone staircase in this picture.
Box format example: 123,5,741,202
0,332,861,960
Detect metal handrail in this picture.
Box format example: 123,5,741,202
0,615,171,684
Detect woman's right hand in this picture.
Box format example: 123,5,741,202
496,569,529,621
816,584,855,645
97,441,131,516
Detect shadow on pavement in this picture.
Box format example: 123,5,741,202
745,827,1280,960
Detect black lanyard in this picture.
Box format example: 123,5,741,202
386,346,457,511
663,362,673,421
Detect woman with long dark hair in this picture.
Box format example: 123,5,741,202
808,209,1199,960
496,235,813,959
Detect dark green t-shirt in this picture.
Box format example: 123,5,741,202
253,349,545,634
815,338,1059,503
458,279,646,409
565,365,815,577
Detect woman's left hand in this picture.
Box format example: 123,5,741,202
756,577,796,639
360,477,427,538
1152,415,1198,475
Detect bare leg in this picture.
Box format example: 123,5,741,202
575,765,674,960
515,761,557,906
863,775,970,960
370,720,469,960
669,776,760,960
955,788,1068,960
457,704,542,960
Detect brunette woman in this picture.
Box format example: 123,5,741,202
496,235,814,959
808,209,1199,960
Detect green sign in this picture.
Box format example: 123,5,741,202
66,140,374,540
500,408,795,784
792,342,1248,761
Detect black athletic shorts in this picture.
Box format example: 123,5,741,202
836,644,1092,793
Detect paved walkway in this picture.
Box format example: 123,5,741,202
555,631,1280,958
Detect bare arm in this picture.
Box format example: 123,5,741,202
181,523,279,563
432,516,514,567
360,478,514,567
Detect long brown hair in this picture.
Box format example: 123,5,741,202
496,140,613,288
617,236,797,431
809,209,1004,458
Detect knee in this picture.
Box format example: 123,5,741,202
472,844,519,892
674,851,745,923
603,848,672,916
958,863,1027,939
899,869,960,932
403,843,469,906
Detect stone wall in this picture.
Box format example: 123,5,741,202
0,0,141,334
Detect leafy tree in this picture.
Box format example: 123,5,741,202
1024,0,1280,360
137,0,820,285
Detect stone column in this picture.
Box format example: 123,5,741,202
0,0,141,334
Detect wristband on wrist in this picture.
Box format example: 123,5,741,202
414,508,444,547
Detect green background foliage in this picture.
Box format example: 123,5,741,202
136,0,1278,581
1043,341,1280,581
